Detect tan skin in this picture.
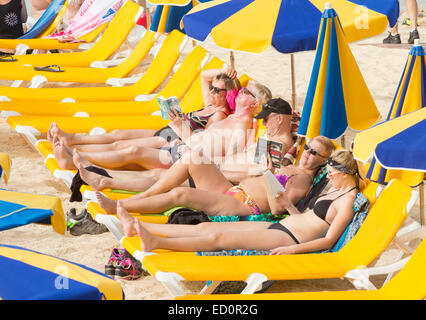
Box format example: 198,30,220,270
73,110,294,192
48,69,236,170
94,137,332,217
114,161,358,254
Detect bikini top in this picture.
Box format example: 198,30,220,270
308,187,358,225
185,106,229,131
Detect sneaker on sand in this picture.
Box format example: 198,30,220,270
104,248,127,277
408,29,420,44
383,32,402,44
114,257,144,280
68,209,108,236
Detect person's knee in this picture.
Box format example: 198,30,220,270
169,187,189,204
110,129,126,140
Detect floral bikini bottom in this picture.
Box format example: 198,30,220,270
223,185,261,215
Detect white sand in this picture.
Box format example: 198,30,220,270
0,21,424,299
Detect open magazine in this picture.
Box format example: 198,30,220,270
254,137,283,168
157,96,184,120
263,170,285,199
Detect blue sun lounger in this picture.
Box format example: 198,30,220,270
0,189,66,234
0,244,124,300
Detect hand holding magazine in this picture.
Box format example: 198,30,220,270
263,170,285,199
254,137,283,168
157,96,184,120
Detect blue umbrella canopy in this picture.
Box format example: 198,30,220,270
0,244,124,300
182,0,399,54
375,119,426,172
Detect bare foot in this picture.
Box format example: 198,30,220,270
72,148,93,169
52,136,76,170
95,191,117,214
134,217,157,252
116,201,137,237
49,122,74,146
78,163,110,191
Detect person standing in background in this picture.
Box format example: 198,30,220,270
26,0,51,30
0,0,27,38
383,0,420,44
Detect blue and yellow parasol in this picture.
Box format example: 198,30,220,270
366,43,426,186
297,4,381,139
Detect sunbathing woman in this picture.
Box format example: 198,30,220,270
95,136,336,217
49,68,242,170
116,149,359,254
74,98,296,192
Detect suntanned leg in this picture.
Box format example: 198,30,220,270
117,201,271,241
134,217,297,252
49,122,157,146
97,186,253,216
140,150,233,199
52,136,76,170
73,136,167,153
76,146,173,170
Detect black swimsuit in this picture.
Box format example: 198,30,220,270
0,0,23,39
268,187,358,244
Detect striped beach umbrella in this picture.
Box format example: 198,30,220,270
297,4,380,139
353,108,426,224
366,43,426,186
182,0,398,108
0,244,124,300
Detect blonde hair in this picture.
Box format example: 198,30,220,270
312,136,336,157
329,149,365,189
248,80,272,113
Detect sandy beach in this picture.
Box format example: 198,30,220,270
0,12,424,299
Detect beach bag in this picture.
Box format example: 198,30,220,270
167,208,210,225
46,0,124,40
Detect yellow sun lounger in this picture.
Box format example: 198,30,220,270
0,36,203,105
117,179,416,298
0,1,142,71
5,55,223,134
178,239,426,300
0,30,187,103
0,152,11,184
0,189,66,234
0,22,108,53
0,30,156,85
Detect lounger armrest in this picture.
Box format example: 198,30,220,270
241,273,269,294
29,75,48,88
90,58,127,68
15,43,30,55
344,256,410,290
78,42,95,50
106,74,143,87
134,93,157,102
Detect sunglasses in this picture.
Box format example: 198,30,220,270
209,84,227,94
241,87,256,99
304,144,327,158
327,169,342,177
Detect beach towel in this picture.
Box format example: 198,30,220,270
46,0,124,40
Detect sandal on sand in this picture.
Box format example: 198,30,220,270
0,55,17,62
33,64,64,72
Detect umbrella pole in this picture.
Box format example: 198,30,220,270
230,51,235,69
420,180,425,226
291,54,296,110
